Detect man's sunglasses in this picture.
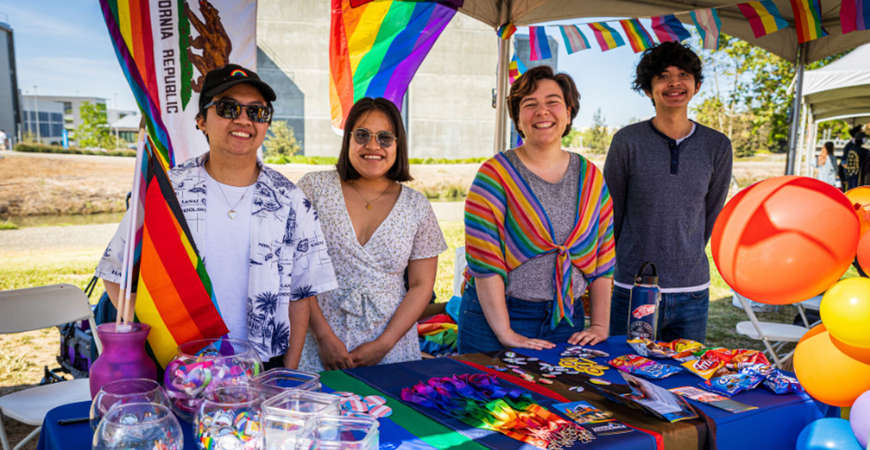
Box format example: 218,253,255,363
203,98,273,123
352,128,396,148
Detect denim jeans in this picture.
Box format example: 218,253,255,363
457,283,585,354
609,285,709,343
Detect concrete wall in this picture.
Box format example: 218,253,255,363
256,1,496,159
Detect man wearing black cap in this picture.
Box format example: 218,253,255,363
97,64,337,369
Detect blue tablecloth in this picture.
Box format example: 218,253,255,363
38,336,834,450
516,336,835,450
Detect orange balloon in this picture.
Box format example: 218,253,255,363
794,325,870,407
800,324,870,364
845,186,870,235
712,176,859,304
858,232,870,275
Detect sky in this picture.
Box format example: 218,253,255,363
0,1,661,129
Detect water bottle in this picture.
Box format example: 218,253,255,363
627,262,661,341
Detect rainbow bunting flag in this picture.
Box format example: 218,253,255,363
738,1,789,38
691,8,722,50
789,0,828,43
497,22,517,40
620,19,657,53
557,24,591,54
651,15,692,42
528,26,552,61
135,139,228,366
588,22,625,51
329,0,459,129
841,0,870,34
508,53,527,84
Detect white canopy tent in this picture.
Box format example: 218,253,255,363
456,0,870,173
797,43,870,176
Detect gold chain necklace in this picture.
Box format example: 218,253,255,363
347,180,395,210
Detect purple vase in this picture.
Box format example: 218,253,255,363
89,323,158,398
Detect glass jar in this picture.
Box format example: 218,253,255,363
92,402,182,450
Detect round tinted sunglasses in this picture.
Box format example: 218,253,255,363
352,128,396,148
203,98,273,123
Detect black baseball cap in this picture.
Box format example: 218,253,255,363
199,64,277,111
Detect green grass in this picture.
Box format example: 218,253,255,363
0,256,97,291
0,221,18,230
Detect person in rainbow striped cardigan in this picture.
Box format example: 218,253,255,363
459,66,615,354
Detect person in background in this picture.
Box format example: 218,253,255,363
96,64,337,369
296,97,446,371
813,142,841,189
604,42,732,343
841,125,867,190
459,65,615,354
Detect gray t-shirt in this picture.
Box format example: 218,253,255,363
504,149,588,302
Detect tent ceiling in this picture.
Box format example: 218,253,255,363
458,0,870,62
802,43,870,121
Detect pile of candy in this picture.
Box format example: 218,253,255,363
680,348,770,380
627,338,703,361
608,355,682,379
196,408,261,449
333,392,393,418
700,364,803,397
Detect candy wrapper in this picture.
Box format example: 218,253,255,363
725,350,771,371
761,370,803,395
627,338,702,361
700,371,764,397
609,355,682,379
681,348,732,379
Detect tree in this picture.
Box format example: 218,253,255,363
561,128,582,149
74,102,115,149
581,108,613,154
263,121,301,158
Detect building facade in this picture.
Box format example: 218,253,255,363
0,20,20,148
256,1,497,159
19,95,107,146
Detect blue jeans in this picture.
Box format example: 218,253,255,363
457,283,585,354
609,285,709,343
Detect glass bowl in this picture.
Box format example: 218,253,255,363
92,402,183,450
296,415,378,450
163,338,262,421
90,378,168,430
195,384,264,449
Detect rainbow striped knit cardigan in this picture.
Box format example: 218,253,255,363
464,152,615,329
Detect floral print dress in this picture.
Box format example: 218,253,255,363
296,170,447,372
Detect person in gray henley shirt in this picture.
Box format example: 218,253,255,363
604,42,733,343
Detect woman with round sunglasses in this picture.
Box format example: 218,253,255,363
297,97,447,371
459,65,615,354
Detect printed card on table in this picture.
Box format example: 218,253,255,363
669,386,758,413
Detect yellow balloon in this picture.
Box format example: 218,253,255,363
820,278,870,348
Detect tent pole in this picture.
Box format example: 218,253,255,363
786,43,807,175
494,36,510,154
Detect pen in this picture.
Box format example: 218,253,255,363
57,416,90,425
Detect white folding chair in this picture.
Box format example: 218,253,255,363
733,291,808,369
0,284,102,450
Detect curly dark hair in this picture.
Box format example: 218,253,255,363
633,41,703,97
507,65,580,138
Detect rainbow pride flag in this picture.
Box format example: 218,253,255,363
841,0,870,34
329,0,459,129
508,53,527,84
738,1,789,38
651,15,691,42
497,22,517,40
691,8,722,50
528,26,552,61
620,19,656,53
557,24,591,54
789,0,828,43
135,139,227,366
588,22,625,51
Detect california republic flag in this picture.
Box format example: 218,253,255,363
100,0,257,164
